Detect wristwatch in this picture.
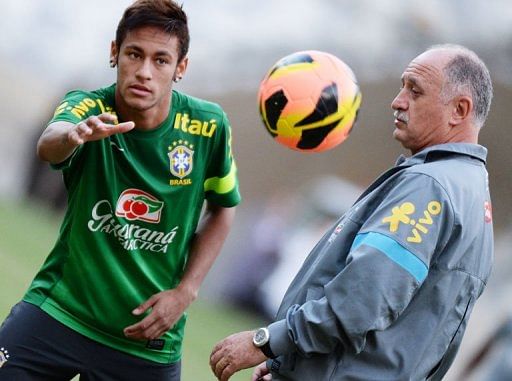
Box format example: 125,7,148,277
253,327,276,358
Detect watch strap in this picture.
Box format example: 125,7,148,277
259,341,276,359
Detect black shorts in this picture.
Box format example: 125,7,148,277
0,302,181,381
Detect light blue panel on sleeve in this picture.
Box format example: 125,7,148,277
351,232,428,282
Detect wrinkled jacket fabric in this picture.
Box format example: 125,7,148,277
267,143,494,381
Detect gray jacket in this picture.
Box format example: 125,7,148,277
267,143,494,381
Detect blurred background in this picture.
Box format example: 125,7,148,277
1,1,512,380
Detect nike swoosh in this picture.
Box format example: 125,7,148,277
110,141,125,152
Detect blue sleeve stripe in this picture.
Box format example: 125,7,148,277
351,232,428,283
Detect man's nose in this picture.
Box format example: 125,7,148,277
136,59,153,81
391,89,407,111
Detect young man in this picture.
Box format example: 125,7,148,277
210,44,494,381
0,1,240,380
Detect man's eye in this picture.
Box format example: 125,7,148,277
156,58,168,65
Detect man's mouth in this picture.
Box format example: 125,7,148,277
393,110,408,125
129,84,152,96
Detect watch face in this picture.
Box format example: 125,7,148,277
253,328,269,347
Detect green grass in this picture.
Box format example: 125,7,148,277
0,199,263,380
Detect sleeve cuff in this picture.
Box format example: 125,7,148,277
268,319,295,356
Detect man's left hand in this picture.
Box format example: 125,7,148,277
123,288,193,340
210,331,267,381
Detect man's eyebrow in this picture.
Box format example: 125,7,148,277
124,44,172,57
402,74,423,89
124,44,143,52
154,50,172,57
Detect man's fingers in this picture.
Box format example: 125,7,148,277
210,348,224,376
116,121,136,133
94,113,135,133
97,113,119,124
96,113,136,133
125,314,156,333
95,121,135,137
76,122,93,136
86,116,104,129
210,345,223,367
211,348,238,381
70,115,135,145
214,358,225,378
220,363,236,381
103,121,135,136
133,294,157,315
252,362,270,381
142,320,166,340
214,357,230,380
124,314,158,338
67,130,84,145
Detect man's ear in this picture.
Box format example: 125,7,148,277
173,56,189,82
110,41,118,68
450,95,472,126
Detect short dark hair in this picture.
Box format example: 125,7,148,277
116,0,189,63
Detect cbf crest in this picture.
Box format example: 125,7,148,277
168,140,194,186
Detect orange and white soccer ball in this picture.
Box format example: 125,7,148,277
258,50,362,153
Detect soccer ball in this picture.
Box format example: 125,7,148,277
258,50,362,153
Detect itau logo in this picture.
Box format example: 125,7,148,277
115,189,164,223
0,347,9,368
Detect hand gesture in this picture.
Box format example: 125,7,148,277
68,113,134,145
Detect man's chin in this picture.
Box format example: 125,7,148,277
392,129,402,142
393,130,410,149
124,98,154,112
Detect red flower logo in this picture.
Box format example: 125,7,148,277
115,189,164,223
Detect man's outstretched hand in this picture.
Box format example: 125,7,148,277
67,113,134,145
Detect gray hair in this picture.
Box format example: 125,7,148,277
429,44,493,129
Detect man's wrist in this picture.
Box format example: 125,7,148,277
175,282,198,303
253,327,276,359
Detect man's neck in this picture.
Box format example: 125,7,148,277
126,110,170,131
446,123,479,145
115,94,172,131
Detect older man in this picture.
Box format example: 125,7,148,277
210,44,494,381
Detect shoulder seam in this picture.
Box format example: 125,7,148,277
399,171,457,255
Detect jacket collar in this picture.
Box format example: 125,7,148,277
395,143,487,167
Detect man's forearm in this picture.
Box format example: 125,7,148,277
37,114,134,164
177,203,236,300
37,121,80,164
